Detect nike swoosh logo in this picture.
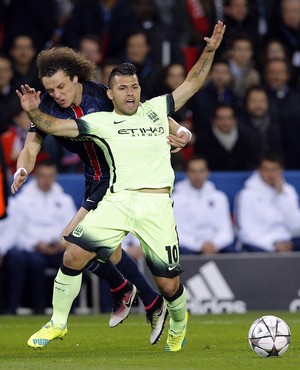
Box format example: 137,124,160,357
168,266,177,271
86,199,96,203
114,120,126,124
54,280,71,286
123,292,134,308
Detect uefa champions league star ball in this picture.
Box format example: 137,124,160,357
248,315,291,357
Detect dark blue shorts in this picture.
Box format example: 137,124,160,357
83,180,109,211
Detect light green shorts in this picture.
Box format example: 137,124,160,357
66,190,182,277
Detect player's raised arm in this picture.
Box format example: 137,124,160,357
16,84,79,138
172,21,226,112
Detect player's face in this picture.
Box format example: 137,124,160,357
35,165,57,192
187,159,209,189
108,75,141,115
210,63,232,88
213,107,236,134
265,61,289,91
259,160,283,187
42,70,81,108
246,91,268,118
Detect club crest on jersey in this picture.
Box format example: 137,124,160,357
73,225,84,237
87,108,97,114
146,110,159,123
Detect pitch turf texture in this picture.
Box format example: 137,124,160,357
0,312,300,370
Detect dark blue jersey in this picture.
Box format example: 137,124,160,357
29,81,113,184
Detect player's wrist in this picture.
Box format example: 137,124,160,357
177,126,192,141
13,167,28,180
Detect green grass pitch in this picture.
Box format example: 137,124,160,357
0,312,300,370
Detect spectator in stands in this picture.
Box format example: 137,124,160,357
240,86,283,158
0,108,31,177
0,54,20,134
183,0,218,48
61,0,140,59
0,140,8,312
153,0,191,46
0,140,8,221
79,35,103,82
172,156,235,255
194,104,259,171
156,63,192,170
221,0,259,53
100,57,122,86
264,58,300,168
258,38,291,74
130,0,184,66
235,153,300,252
1,0,58,54
190,59,239,136
121,31,162,100
226,35,261,99
275,0,300,86
9,35,42,91
1,160,77,314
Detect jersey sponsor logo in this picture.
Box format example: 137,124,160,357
114,120,126,124
186,261,247,314
168,265,177,271
118,127,165,137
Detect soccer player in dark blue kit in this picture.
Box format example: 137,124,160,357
12,47,191,347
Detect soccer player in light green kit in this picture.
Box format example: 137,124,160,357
17,21,225,352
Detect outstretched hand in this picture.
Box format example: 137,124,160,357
204,20,226,52
16,84,41,112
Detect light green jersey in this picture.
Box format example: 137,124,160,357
75,94,175,193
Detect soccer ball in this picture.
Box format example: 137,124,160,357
248,315,291,357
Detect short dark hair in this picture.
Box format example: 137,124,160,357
36,159,57,169
245,85,268,102
186,155,209,171
108,63,137,88
258,152,285,168
213,104,235,118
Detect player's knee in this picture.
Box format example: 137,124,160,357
157,277,181,298
63,245,93,269
60,235,69,250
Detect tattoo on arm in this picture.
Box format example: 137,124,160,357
29,112,54,130
192,58,209,79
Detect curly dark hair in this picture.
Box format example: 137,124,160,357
36,47,95,82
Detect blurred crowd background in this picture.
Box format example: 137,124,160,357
1,0,300,174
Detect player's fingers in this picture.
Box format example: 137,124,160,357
11,183,17,194
16,90,22,98
20,85,27,93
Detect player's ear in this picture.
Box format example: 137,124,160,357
106,89,113,100
73,76,78,84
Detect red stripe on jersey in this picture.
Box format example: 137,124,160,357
72,105,102,181
71,105,84,118
84,141,102,181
